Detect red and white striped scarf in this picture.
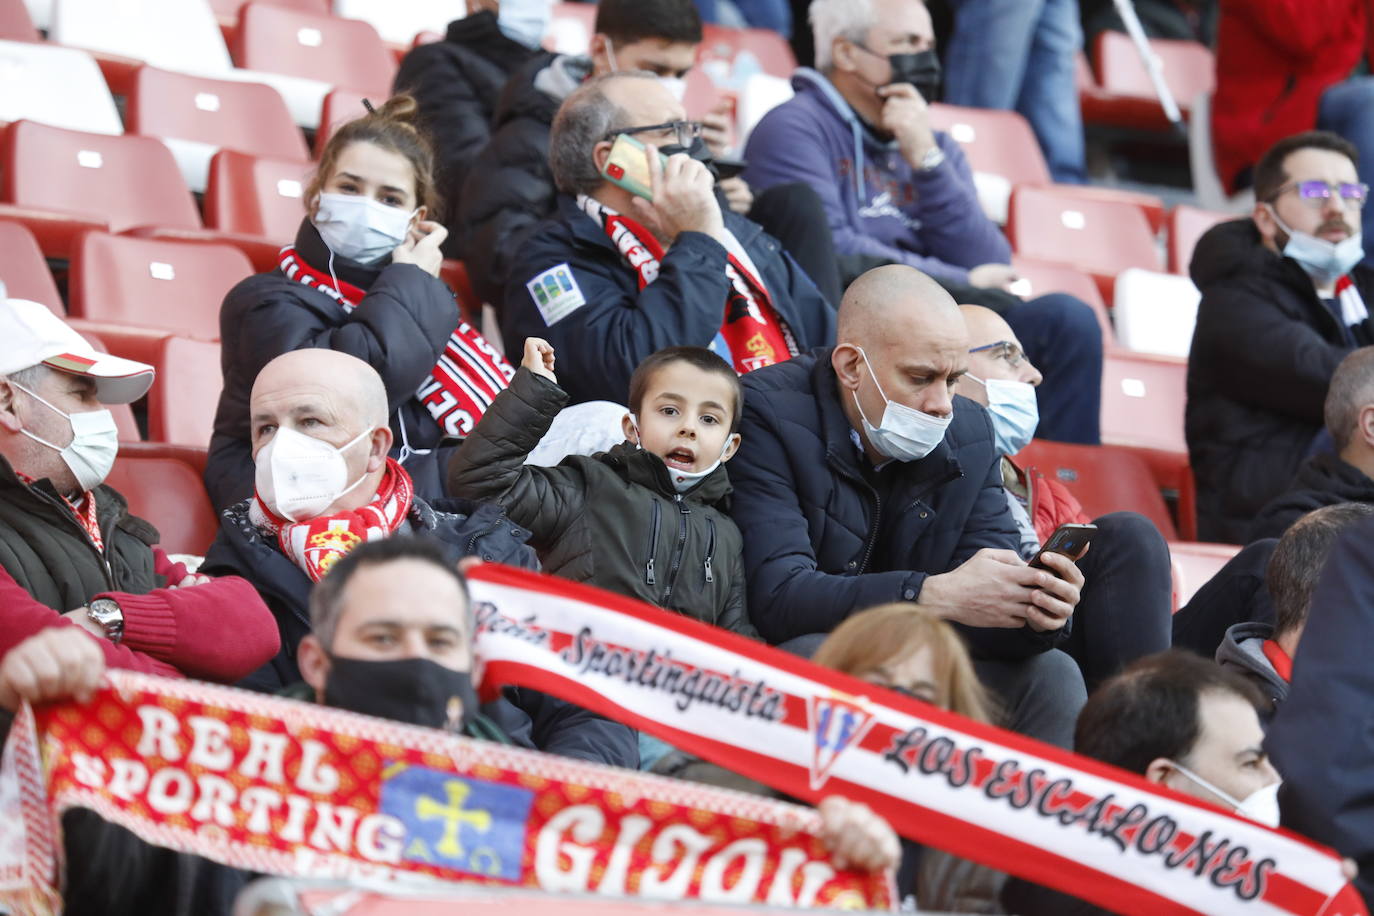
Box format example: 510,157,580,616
249,456,414,582
1333,274,1368,328
279,247,514,438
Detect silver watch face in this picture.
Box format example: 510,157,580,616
89,598,121,624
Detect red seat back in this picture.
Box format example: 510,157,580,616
105,454,219,554
205,150,313,242
698,23,797,82
1008,185,1162,297
0,219,62,314
147,335,223,448
1016,439,1177,539
234,2,396,94
1101,351,1187,456
68,232,251,340
126,65,309,162
1094,31,1214,109
0,0,37,40
1010,256,1114,346
1168,205,1233,275
312,88,375,159
928,103,1051,187
2,120,202,234
1170,541,1241,610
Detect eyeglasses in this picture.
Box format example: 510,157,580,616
1272,180,1370,209
969,340,1026,369
606,120,704,148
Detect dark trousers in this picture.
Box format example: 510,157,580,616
747,181,844,307
1058,511,1174,691
1004,292,1103,445
1172,538,1279,658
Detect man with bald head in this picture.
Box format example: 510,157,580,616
730,266,1087,746
501,70,836,406
960,304,1171,690
201,349,638,766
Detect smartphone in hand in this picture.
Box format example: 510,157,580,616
1029,523,1097,571
601,133,667,202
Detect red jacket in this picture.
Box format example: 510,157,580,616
1213,1,1371,193
1006,458,1093,545
0,549,280,681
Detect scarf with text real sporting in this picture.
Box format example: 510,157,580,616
464,562,1368,916
279,247,515,438
0,671,894,912
250,455,414,582
575,196,798,373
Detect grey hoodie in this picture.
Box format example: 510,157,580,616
1215,620,1288,716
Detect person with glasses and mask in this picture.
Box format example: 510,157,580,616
741,0,1104,449
1188,130,1374,543
729,264,1088,751
503,70,836,406
960,305,1172,692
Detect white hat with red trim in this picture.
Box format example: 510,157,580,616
0,293,154,404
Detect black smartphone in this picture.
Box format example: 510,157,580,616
714,157,748,180
1029,523,1097,571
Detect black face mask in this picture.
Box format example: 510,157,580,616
887,49,942,102
323,655,479,732
660,137,722,181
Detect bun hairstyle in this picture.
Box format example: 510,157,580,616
306,94,442,220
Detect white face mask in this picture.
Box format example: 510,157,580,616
13,381,119,493
254,425,374,523
966,373,1039,456
496,0,551,50
851,347,951,462
630,416,734,493
1169,762,1282,829
1268,205,1365,287
313,192,416,265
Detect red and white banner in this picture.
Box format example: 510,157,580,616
466,563,1368,916
0,671,894,913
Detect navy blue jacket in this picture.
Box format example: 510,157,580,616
501,194,837,405
1267,515,1374,908
729,349,1062,659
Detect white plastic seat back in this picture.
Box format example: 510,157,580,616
1114,267,1201,358
736,72,793,150
0,40,121,134
334,0,464,45
50,0,233,74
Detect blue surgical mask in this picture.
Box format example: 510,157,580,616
852,347,951,462
966,373,1038,456
1269,205,1365,287
497,0,551,50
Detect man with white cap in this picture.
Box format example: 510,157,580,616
0,293,279,684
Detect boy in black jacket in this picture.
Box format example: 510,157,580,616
448,340,757,639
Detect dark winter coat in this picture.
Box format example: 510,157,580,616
728,349,1062,658
1251,452,1374,542
207,219,463,510
1186,218,1374,543
1215,619,1288,714
201,494,537,692
456,51,584,308
394,10,548,253
447,368,758,636
503,195,837,405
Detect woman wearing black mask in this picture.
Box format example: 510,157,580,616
207,96,513,511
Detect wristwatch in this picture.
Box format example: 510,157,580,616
87,597,125,645
918,145,946,172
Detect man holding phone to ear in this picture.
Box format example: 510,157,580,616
503,71,836,406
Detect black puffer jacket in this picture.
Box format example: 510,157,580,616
456,52,585,309
207,219,462,509
394,11,548,254
1186,218,1374,543
1251,451,1374,541
728,349,1061,659
447,368,758,636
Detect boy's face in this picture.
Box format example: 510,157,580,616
623,362,741,475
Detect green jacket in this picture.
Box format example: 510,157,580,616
0,455,162,610
447,368,757,637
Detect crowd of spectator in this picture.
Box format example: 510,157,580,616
7,0,1374,912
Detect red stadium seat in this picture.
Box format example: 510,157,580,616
928,104,1051,188
146,335,223,448
1170,541,1241,610
1081,31,1214,132
0,220,62,315
68,232,250,350
1007,184,1163,304
204,150,313,246
105,453,219,554
209,0,330,25
126,65,309,192
1,120,201,258
440,260,481,324
0,1,38,42
117,441,210,476
313,89,376,159
1168,205,1233,275
1015,439,1178,540
233,2,396,96
698,23,797,84
1040,184,1167,235
1010,256,1115,347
